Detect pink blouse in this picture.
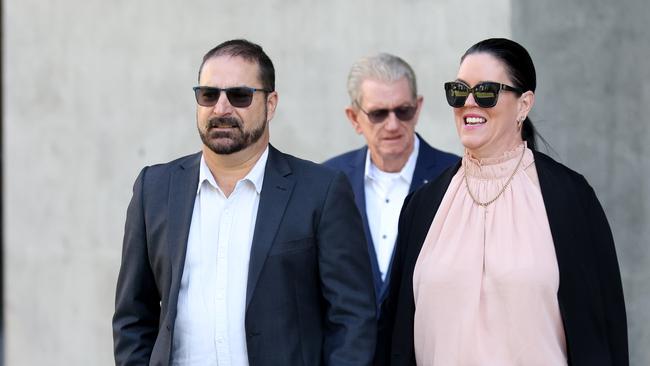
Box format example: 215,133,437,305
412,143,567,365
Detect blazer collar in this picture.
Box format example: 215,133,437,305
245,145,295,310
410,134,440,192
168,152,202,315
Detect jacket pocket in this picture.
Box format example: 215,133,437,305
268,237,315,256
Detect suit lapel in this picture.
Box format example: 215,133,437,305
409,135,437,193
167,153,201,314
349,147,384,302
246,145,295,310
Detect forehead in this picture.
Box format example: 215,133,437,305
457,53,511,86
359,77,413,107
199,55,261,87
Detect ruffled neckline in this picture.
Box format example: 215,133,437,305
463,142,533,180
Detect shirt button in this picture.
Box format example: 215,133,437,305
382,235,387,239
385,198,390,203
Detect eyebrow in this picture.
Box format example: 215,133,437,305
454,79,502,87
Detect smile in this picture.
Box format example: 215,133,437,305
464,116,486,125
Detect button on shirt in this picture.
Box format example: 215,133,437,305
172,147,268,366
365,137,419,281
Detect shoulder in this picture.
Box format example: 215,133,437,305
137,152,201,181
417,136,461,165
271,147,357,205
271,147,344,184
405,160,461,217
533,150,591,190
322,146,366,169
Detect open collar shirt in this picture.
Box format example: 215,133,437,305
172,146,269,366
365,136,419,281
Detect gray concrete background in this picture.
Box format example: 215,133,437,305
2,0,647,365
513,1,650,365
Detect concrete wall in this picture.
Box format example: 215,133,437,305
3,0,647,364
512,1,650,364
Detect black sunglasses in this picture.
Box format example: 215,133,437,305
356,103,417,124
193,86,272,108
444,81,522,108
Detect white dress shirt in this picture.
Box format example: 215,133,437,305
171,147,269,366
365,137,419,281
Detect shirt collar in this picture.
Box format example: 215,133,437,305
197,145,269,195
364,135,420,184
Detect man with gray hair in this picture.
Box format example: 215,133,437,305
324,53,458,309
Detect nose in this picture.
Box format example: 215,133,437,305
383,111,401,131
464,92,479,107
211,92,234,115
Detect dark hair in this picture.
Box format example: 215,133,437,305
198,39,275,92
461,38,538,150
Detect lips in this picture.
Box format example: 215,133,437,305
208,117,241,129
383,134,403,141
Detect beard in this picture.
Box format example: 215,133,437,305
198,113,267,155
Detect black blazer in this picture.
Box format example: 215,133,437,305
323,135,459,307
377,150,628,366
113,145,377,366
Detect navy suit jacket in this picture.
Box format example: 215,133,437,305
323,135,459,306
113,145,377,366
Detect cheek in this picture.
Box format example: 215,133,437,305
358,123,376,137
197,107,210,121
495,98,519,121
453,109,464,130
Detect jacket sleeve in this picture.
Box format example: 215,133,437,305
317,171,377,366
112,167,161,365
578,177,629,365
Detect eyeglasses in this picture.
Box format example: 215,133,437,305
356,103,418,124
193,86,272,108
444,81,522,108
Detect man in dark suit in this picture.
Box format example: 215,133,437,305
324,53,458,308
113,39,376,366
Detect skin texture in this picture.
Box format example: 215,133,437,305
453,53,534,159
346,77,423,172
196,55,278,195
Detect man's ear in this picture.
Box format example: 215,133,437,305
265,91,279,122
345,106,363,135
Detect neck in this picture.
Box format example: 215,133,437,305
203,137,268,197
466,138,523,160
369,146,413,173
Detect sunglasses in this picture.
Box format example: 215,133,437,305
444,81,522,108
193,86,272,108
356,103,418,124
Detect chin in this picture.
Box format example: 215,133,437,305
459,135,486,152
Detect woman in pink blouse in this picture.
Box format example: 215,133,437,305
376,38,627,366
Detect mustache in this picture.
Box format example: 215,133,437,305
207,116,242,129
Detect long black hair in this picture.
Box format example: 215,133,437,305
461,38,539,150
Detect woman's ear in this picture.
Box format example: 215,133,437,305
518,90,535,119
